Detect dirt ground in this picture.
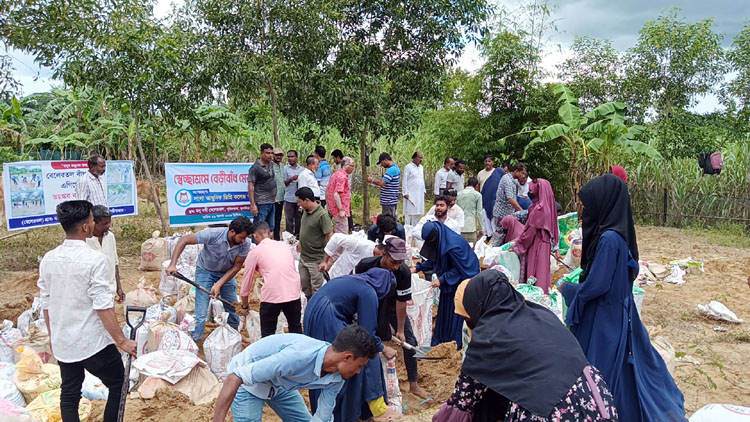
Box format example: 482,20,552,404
1,225,748,421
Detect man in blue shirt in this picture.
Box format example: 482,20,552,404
367,152,400,218
314,145,332,208
166,216,253,341
213,325,380,422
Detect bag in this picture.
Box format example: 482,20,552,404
557,212,579,254
0,397,30,418
203,312,242,380
699,153,723,175
16,298,43,337
632,285,646,318
158,328,198,356
25,388,91,422
562,235,582,270
148,312,182,353
0,362,15,380
690,404,750,422
406,275,435,347
81,371,108,401
380,355,402,413
13,362,61,404
651,336,675,376
139,365,220,406
13,325,55,364
139,231,167,271
132,349,205,384
0,379,24,407
710,152,724,171
145,297,177,324
124,278,158,311
245,311,262,344
174,294,196,323
0,321,23,364
160,260,194,297
13,348,43,382
123,320,150,358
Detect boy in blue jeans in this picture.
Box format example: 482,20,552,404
213,325,379,422
166,216,253,341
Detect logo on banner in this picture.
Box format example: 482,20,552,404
175,189,193,207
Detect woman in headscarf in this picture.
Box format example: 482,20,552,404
304,268,400,422
609,165,628,183
561,174,686,422
507,179,559,293
416,221,480,348
433,270,618,422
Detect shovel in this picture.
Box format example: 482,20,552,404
390,335,444,360
118,306,147,422
552,253,574,271
172,272,239,309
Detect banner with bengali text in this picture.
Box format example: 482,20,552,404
2,160,137,231
165,163,253,227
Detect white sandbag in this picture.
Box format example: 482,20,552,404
139,231,167,271
207,299,224,324
380,355,401,413
562,230,582,269
145,297,177,324
0,362,15,380
148,313,182,354
81,371,108,401
406,275,435,347
0,321,23,364
698,301,744,323
17,298,43,337
0,379,24,407
179,314,196,334
158,329,198,356
122,321,150,358
651,336,675,376
124,278,158,311
0,397,31,419
174,294,195,323
245,311,262,344
689,404,750,422
203,312,242,380
133,350,205,384
483,248,521,282
160,260,195,297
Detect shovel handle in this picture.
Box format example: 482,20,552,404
389,331,418,351
124,306,147,335
172,272,237,308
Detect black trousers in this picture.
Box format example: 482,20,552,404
389,304,419,382
273,201,284,240
284,201,302,237
259,299,303,337
59,344,124,422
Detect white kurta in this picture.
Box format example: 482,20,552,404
402,162,425,216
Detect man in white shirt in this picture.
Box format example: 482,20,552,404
297,155,321,199
433,157,454,195
448,160,466,192
476,155,495,192
75,155,107,206
319,233,384,279
38,200,136,422
422,189,464,231
402,151,426,226
86,205,125,302
412,195,462,239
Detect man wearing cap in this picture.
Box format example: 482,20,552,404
354,237,429,399
271,147,286,240
367,152,400,218
248,143,277,233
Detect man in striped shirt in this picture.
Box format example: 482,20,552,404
367,153,400,218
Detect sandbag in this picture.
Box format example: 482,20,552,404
13,325,54,365
0,362,16,380
13,348,43,382
16,298,43,337
633,285,646,318
652,336,675,376
25,388,91,422
145,297,177,324
124,278,158,311
0,397,30,418
172,365,221,405
0,379,24,407
123,321,150,358
204,312,242,380
557,212,579,254
165,232,203,266
133,350,205,384
689,404,750,422
81,371,108,401
0,321,23,364
380,355,401,413
160,260,195,297
147,313,181,354
244,311,261,344
406,275,435,347
562,231,582,270
174,294,195,324
158,329,198,356
139,231,167,271
13,362,61,404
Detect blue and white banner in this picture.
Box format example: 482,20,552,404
2,160,137,231
165,163,253,227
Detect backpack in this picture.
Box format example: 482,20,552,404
698,153,722,175
709,153,723,171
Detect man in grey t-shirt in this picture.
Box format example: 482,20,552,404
166,217,253,341
493,162,527,226
248,143,277,232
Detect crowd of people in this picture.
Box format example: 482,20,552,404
39,149,686,422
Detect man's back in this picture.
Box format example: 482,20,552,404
242,238,300,304
456,189,482,232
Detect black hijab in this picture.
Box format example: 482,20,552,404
461,270,589,416
579,174,639,283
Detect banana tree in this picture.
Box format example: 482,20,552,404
0,97,29,151
506,84,661,207
28,132,90,159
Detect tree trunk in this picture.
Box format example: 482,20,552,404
359,122,370,226
134,112,168,234
264,76,280,148
152,134,157,176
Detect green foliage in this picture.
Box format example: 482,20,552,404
721,20,750,121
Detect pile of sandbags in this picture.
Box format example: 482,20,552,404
13,325,55,364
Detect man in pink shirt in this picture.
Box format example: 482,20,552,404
326,156,355,234
239,221,302,337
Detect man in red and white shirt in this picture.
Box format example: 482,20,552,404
38,200,136,422
326,156,355,234
239,221,302,337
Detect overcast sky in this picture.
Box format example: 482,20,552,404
8,0,749,113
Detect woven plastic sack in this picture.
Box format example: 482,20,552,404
245,311,262,344
557,212,579,254
139,231,166,271
689,404,750,422
158,328,198,356
406,275,435,347
13,325,55,365
26,388,91,422
13,360,61,404
174,293,196,323
148,312,182,354
0,321,23,364
0,379,24,407
124,278,158,311
123,320,150,358
0,397,30,418
380,355,402,413
16,298,42,337
0,362,15,380
145,297,177,324
160,260,195,297
204,312,242,380
133,349,205,384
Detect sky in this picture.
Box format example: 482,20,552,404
7,0,749,113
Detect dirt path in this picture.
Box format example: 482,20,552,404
1,225,748,420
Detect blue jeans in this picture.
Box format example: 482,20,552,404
256,203,275,233
193,266,239,341
231,388,311,422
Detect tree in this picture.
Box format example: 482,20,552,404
626,8,725,122
721,21,750,122
291,0,489,224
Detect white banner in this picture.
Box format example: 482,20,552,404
2,160,137,231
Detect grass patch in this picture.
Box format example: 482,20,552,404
687,222,750,248
733,329,750,343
